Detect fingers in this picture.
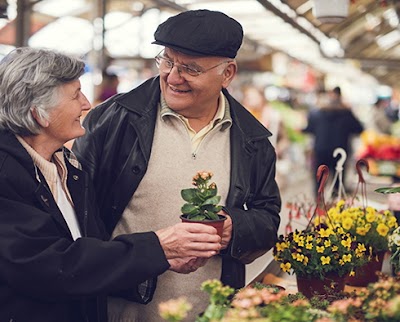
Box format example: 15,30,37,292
220,215,233,250
156,223,222,260
168,257,209,274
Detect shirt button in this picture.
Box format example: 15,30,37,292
73,175,79,180
132,166,140,174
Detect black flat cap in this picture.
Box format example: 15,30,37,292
152,9,243,58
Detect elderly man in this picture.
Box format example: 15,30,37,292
73,9,281,321
0,47,221,322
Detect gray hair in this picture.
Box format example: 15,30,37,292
0,47,85,135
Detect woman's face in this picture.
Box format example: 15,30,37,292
44,80,91,145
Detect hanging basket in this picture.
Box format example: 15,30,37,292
313,0,349,24
345,251,386,287
297,273,346,299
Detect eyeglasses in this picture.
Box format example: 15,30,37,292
155,52,232,77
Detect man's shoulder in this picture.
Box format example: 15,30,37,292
226,94,272,138
84,77,160,125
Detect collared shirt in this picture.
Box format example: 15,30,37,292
17,136,82,240
160,92,232,153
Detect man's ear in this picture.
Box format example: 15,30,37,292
31,107,49,128
222,62,237,89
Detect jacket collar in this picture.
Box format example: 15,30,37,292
113,76,272,143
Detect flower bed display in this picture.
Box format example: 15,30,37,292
358,131,400,177
159,275,400,322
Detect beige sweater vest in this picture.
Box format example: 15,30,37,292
108,109,231,322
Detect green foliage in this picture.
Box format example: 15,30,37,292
375,186,400,194
196,279,234,322
181,171,223,221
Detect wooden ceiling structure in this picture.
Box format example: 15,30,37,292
282,0,400,89
6,0,400,89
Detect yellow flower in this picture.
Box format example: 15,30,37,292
342,254,352,263
349,270,355,276
306,243,313,250
342,217,353,230
332,245,338,252
316,246,325,253
275,242,288,252
388,216,398,228
366,211,376,223
319,228,333,238
280,262,291,272
336,199,345,209
336,227,345,234
377,223,389,237
356,226,368,236
294,253,305,262
324,239,331,247
355,243,367,257
320,256,331,265
341,237,352,248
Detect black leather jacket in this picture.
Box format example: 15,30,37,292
73,76,281,288
0,130,169,322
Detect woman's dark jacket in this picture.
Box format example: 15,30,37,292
73,76,281,289
0,131,169,322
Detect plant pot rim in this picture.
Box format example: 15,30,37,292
180,214,227,222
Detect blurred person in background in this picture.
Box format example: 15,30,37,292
0,47,221,322
303,86,364,197
73,9,281,321
241,85,281,147
369,97,394,135
95,70,120,104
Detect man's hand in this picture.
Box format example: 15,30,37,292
155,223,221,260
168,257,208,274
220,211,232,250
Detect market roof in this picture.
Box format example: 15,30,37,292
1,0,398,89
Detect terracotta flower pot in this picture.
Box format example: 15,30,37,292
180,214,226,238
345,251,385,287
296,273,346,299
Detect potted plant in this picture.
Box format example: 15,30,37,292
273,224,368,298
180,171,226,237
323,200,398,286
389,226,400,275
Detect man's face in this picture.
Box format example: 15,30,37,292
158,48,236,118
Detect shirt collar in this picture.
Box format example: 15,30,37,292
160,92,232,131
16,135,68,185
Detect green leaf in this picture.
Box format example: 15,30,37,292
203,196,221,206
205,187,217,198
181,188,198,202
375,187,400,194
188,214,206,221
181,203,199,215
204,212,219,220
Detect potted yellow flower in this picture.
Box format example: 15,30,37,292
389,226,400,275
323,200,398,286
273,224,367,298
180,171,226,237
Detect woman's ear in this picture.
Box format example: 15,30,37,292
31,107,49,128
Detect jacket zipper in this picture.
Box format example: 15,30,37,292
83,172,89,237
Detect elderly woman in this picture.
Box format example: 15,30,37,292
0,47,221,322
